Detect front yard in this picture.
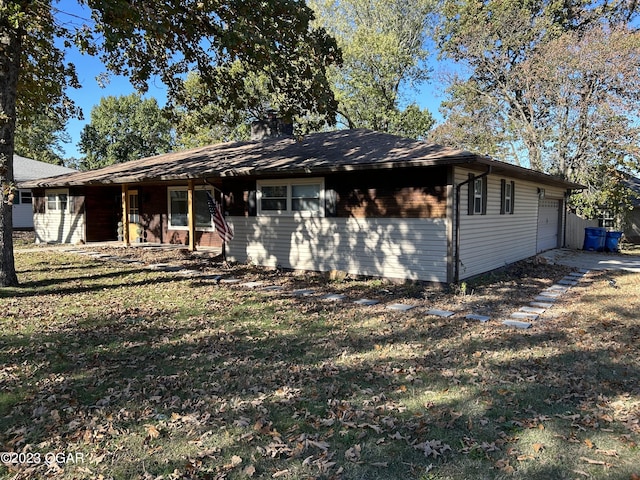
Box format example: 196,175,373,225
0,245,638,479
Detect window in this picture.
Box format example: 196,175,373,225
500,180,515,214
128,191,140,223
258,178,324,216
46,190,69,212
599,210,615,229
467,174,487,215
168,187,215,230
473,178,484,214
19,190,32,205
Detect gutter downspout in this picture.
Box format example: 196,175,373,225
454,166,491,284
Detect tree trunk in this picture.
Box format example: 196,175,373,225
0,19,21,287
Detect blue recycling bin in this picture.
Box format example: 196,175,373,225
604,231,623,252
583,227,606,251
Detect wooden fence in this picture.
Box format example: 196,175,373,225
565,212,599,249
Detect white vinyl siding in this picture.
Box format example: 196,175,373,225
34,213,85,244
226,217,448,283
455,167,566,280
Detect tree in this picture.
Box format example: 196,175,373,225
79,94,174,169
434,0,640,217
310,0,436,138
0,0,340,286
14,112,70,165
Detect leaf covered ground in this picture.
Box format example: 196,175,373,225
1,244,639,479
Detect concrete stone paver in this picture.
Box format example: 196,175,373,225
220,277,241,284
511,311,539,320
386,303,416,311
503,320,532,329
292,289,315,296
322,293,346,301
426,309,455,318
534,295,558,302
520,306,546,314
354,298,379,306
530,301,554,309
466,314,490,322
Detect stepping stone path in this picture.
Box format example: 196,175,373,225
59,247,592,326
502,270,591,329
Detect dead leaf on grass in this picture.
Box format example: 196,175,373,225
272,469,290,478
580,456,612,466
345,444,362,462
532,443,544,453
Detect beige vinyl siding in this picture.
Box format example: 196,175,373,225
455,168,565,280
34,211,85,244
227,216,448,282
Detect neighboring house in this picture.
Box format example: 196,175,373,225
622,173,640,243
20,129,582,282
12,155,76,229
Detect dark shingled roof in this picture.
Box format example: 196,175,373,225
19,129,583,190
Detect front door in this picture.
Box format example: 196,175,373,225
128,190,141,242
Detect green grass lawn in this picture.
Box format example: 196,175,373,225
1,248,639,479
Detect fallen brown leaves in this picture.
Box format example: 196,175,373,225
1,249,639,479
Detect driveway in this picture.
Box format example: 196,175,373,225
540,248,640,272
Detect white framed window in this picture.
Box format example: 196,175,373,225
46,189,69,212
167,186,216,230
468,175,487,215
501,179,515,215
599,210,615,229
473,178,484,214
19,190,32,205
257,178,324,217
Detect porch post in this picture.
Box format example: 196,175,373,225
187,180,196,251
121,184,130,246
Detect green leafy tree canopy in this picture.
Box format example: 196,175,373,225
310,0,436,138
79,94,174,170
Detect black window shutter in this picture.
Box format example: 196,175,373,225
467,173,475,215
500,179,506,215
481,176,488,215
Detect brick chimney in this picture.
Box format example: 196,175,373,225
250,110,293,140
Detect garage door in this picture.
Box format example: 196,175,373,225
537,199,560,252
